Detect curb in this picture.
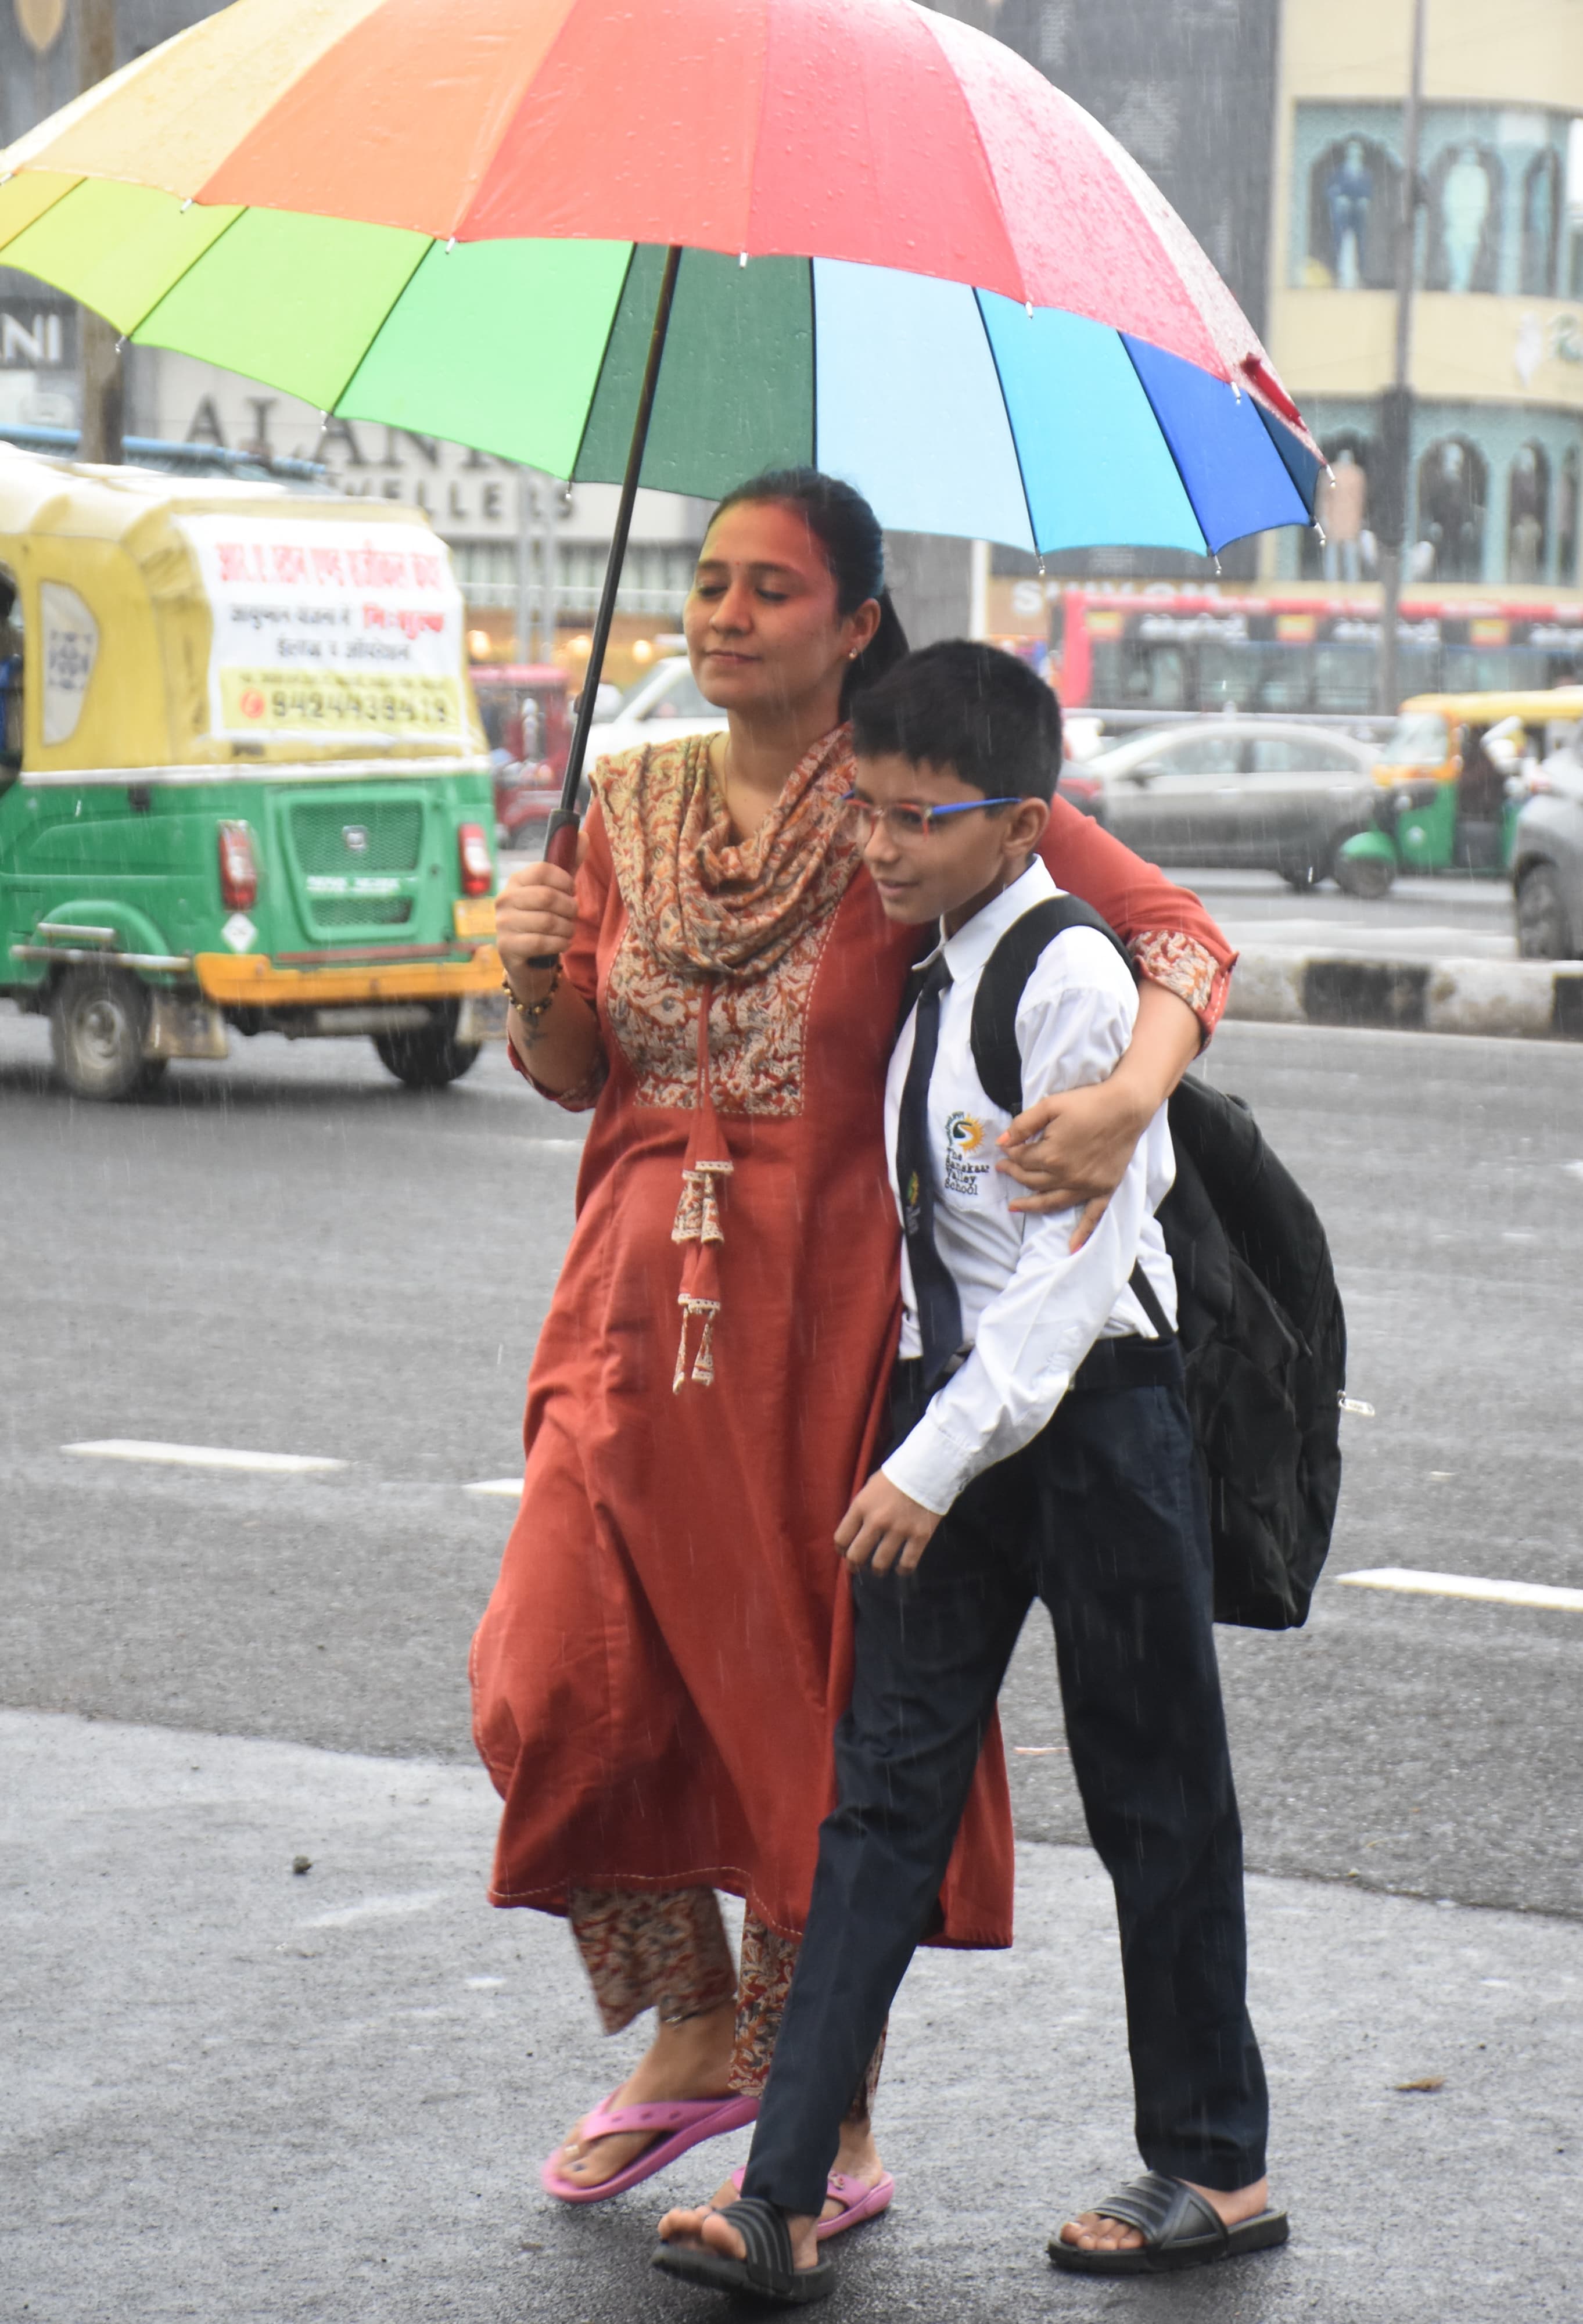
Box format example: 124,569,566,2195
1225,949,1583,1041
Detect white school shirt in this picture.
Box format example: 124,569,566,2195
881,857,1179,1518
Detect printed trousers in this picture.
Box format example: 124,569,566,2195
568,1885,883,2118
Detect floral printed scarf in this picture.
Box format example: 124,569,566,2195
592,721,862,1393
593,724,862,980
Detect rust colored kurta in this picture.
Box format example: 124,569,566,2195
471,732,1234,1948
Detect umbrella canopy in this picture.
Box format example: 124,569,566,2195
0,0,1319,558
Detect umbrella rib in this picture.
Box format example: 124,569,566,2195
1117,332,1211,560
807,257,817,472
326,233,436,419
121,196,252,346
971,287,1038,559
0,170,82,255
565,239,640,486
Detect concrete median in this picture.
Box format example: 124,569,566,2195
1225,949,1583,1040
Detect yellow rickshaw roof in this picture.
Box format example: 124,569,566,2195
1398,689,1583,725
0,444,419,542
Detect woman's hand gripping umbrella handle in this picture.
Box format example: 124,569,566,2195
523,244,684,965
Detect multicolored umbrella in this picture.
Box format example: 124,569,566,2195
0,0,1319,558
0,0,1323,845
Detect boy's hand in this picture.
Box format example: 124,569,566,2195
835,1473,941,1575
996,1079,1146,1245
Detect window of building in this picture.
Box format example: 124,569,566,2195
1306,138,1401,288
1567,120,1583,297
1301,432,1375,581
1519,149,1563,295
1426,145,1503,293
1507,444,1550,583
1558,446,1580,587
1415,437,1488,581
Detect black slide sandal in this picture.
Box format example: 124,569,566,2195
652,2197,837,2304
1048,2171,1289,2276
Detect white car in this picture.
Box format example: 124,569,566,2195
586,657,725,768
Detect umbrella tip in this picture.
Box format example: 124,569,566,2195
1025,300,1033,318
446,235,457,253
1213,554,1223,575
739,250,748,267
1314,522,1327,546
180,196,192,212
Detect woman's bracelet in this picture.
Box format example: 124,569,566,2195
503,961,562,1028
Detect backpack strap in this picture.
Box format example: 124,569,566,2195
970,896,1166,1340
968,895,1133,1116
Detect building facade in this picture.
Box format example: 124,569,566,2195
1266,0,1583,594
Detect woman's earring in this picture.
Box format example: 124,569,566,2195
849,648,860,660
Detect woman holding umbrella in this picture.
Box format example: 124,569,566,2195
472,466,1238,2225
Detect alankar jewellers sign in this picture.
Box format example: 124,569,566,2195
181,382,519,538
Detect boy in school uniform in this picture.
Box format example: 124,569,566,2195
655,641,1284,2305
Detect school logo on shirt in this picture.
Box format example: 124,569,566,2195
943,1110,992,1197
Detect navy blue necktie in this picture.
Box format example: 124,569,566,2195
896,953,964,1391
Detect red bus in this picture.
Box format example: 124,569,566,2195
1054,591,1583,715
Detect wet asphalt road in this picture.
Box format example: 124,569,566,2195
2,994,1581,1922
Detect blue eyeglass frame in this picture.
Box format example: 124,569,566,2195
839,788,1024,836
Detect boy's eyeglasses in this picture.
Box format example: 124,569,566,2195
839,790,1022,843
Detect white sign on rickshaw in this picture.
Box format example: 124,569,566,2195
175,513,468,749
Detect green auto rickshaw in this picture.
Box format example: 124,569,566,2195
1336,689,1583,897
1,447,506,1098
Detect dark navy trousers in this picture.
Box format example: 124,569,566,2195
742,1337,1268,2217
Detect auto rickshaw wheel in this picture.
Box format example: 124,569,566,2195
1333,846,1395,900
1516,864,1575,960
371,1004,482,1090
50,965,161,1101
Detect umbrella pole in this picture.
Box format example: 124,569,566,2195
543,243,684,875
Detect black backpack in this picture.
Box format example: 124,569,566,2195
964,895,1346,1631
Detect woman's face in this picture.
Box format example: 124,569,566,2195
684,499,880,724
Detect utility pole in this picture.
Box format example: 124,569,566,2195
76,0,122,465
539,475,559,664
1376,0,1427,714
515,468,537,662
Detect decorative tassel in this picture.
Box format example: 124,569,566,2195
670,983,734,1389
673,1296,721,1392
672,1169,705,1244
695,1159,731,1244
691,1306,719,1387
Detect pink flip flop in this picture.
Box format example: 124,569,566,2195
730,2164,896,2240
541,2091,759,2204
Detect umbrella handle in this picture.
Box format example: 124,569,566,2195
554,242,685,829
542,809,580,876
521,808,581,963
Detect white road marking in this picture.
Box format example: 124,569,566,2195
300,1889,451,1930
1339,1568,1583,1614
465,1478,523,1498
64,1439,346,1474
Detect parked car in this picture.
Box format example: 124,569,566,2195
585,656,725,762
1061,719,1384,892
1511,739,1583,958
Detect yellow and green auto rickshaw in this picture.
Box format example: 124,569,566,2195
0,447,506,1098
1336,689,1583,897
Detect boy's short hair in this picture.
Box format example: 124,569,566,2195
849,640,1062,803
